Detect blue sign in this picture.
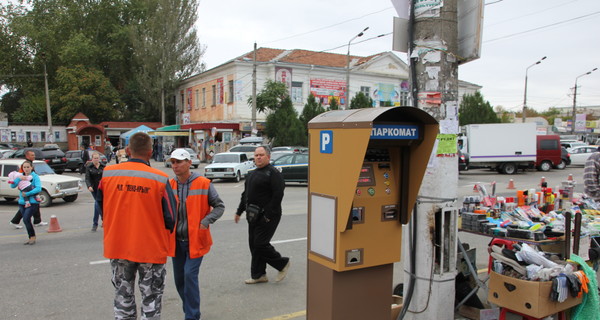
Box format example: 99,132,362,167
320,130,333,153
370,124,419,140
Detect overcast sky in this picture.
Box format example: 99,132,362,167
196,0,600,113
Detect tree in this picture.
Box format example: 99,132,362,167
248,80,288,113
131,0,205,124
265,96,305,146
299,93,326,133
327,97,339,111
458,91,499,126
349,91,373,109
53,65,120,123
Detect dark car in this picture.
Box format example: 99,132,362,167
10,147,67,174
271,152,308,183
458,150,469,171
65,150,108,172
0,143,25,150
554,147,571,170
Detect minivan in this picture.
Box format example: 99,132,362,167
536,135,562,172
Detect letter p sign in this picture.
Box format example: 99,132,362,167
320,130,333,154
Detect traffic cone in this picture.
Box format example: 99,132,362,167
473,183,479,192
47,215,62,233
507,179,515,189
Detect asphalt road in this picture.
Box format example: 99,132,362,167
0,160,587,319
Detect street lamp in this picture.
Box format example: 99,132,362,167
571,67,598,133
522,56,547,123
345,27,368,110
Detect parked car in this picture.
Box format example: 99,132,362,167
238,136,264,145
536,135,562,172
568,145,599,166
271,146,308,153
554,147,571,170
65,150,108,172
561,141,587,151
0,143,24,150
228,144,259,160
10,147,67,174
270,152,308,183
164,148,200,168
0,149,15,159
0,159,83,207
204,152,255,182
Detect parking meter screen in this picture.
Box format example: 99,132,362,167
357,164,375,186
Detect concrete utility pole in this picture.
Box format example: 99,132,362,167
571,68,597,134
402,1,459,319
251,42,257,135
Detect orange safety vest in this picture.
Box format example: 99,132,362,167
101,161,173,264
169,176,213,259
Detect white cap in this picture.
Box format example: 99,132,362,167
170,149,191,160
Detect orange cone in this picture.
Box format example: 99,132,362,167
507,179,515,189
473,184,479,192
47,215,62,233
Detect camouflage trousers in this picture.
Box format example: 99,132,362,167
110,259,167,320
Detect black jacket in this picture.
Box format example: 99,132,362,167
236,164,285,220
85,162,105,191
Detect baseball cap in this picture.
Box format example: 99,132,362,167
170,149,191,160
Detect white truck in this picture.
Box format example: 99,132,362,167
459,123,537,174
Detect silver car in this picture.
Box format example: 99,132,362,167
164,148,201,168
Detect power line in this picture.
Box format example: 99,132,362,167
263,7,393,44
485,11,600,43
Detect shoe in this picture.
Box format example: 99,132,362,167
276,261,291,282
10,222,23,229
34,221,48,227
24,236,36,245
244,275,268,284
91,225,97,232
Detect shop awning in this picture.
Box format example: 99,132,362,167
147,130,190,136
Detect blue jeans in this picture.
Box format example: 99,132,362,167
20,204,38,238
172,240,204,320
90,189,102,226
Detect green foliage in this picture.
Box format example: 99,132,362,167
54,65,120,123
13,94,47,123
299,94,326,133
265,96,305,146
458,91,499,126
249,80,289,113
327,97,339,111
349,91,373,109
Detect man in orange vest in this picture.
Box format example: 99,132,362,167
168,148,224,320
97,132,176,320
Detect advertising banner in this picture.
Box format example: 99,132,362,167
310,79,346,106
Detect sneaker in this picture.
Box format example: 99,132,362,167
276,261,291,282
244,275,268,284
10,222,23,229
34,221,48,227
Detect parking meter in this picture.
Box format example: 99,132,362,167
306,107,438,319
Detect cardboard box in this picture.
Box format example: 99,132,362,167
391,295,403,320
487,271,582,318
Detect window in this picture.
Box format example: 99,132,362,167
228,80,234,103
291,82,303,103
212,85,216,106
400,91,409,106
202,88,206,108
360,86,370,97
195,89,199,109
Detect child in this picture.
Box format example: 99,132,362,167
8,171,40,207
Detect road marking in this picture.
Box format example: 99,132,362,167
272,237,307,245
89,259,110,265
263,310,306,320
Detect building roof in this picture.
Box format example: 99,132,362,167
234,47,382,69
99,121,163,130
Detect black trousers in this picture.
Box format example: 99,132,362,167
10,207,42,225
248,214,289,279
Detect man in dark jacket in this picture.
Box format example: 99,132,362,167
235,146,290,284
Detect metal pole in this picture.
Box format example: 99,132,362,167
522,56,546,123
43,62,53,142
345,27,368,110
251,42,257,135
571,68,597,134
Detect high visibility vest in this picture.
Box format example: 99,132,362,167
101,161,173,264
169,176,213,259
